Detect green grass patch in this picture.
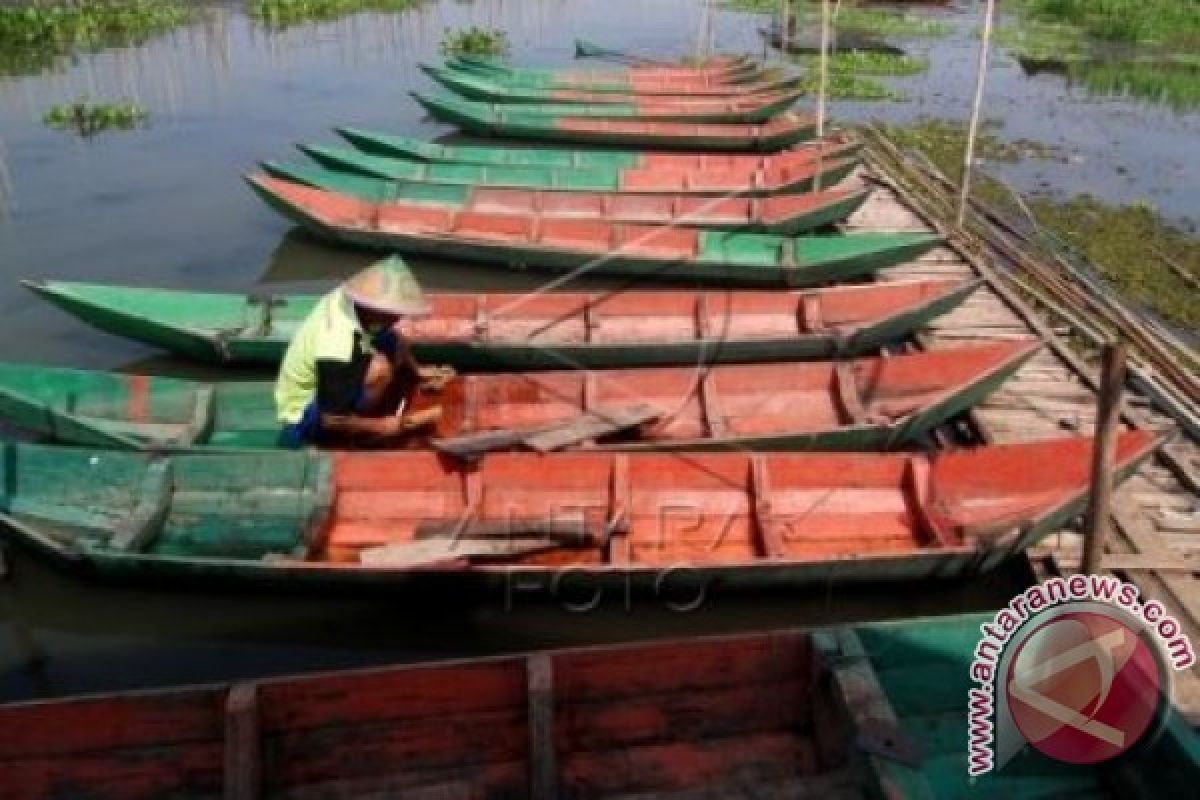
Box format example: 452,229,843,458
798,72,903,100
1016,0,1200,50
720,0,952,36
43,98,148,136
791,51,929,76
1022,195,1200,329
246,0,425,28
0,1,190,74
439,25,510,57
874,118,1200,330
1066,59,1200,112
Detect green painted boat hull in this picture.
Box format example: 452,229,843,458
336,126,864,169
422,65,802,122
249,176,941,287
276,145,858,198
264,158,865,234
414,94,817,151
23,278,982,367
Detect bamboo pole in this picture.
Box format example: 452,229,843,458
1082,342,1128,575
816,0,831,139
958,0,996,225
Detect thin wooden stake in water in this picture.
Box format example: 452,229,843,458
958,0,996,226
816,0,831,139
1082,341,1128,576
778,0,789,60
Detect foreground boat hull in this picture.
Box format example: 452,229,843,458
0,433,1159,594
1,610,1191,799
23,276,982,366
0,342,1038,452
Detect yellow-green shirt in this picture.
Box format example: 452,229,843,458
275,288,379,424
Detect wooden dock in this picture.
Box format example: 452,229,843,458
845,164,1200,719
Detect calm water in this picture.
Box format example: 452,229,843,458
0,0,1195,700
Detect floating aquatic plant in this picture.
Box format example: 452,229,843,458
439,26,510,57
0,0,191,75
720,0,952,38
43,98,148,136
247,0,425,28
791,51,929,76
873,118,1199,330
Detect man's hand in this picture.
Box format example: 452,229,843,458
418,365,456,392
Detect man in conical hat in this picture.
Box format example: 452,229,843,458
275,257,444,447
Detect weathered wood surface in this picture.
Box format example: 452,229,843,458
846,171,1200,719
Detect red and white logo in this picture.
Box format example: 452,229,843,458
1005,610,1163,764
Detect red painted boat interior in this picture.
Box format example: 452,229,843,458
635,136,858,169
262,177,708,258
555,112,812,139
415,184,859,227
402,279,971,345
543,90,795,113
616,156,853,192
423,341,1038,443
0,632,845,798
319,431,1154,565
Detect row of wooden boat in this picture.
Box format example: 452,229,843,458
4,49,1157,604
3,611,1194,798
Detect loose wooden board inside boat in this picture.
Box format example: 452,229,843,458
245,175,942,287
0,610,1192,798
0,341,1040,452
0,431,1160,593
22,272,982,366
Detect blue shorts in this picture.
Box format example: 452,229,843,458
279,385,382,448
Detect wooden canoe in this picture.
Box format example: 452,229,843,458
245,175,940,287
423,64,804,117
0,432,1159,592
448,54,764,83
445,55,788,94
413,91,802,125
336,125,864,170
23,274,981,366
574,38,748,67
1,612,1193,799
279,144,859,198
254,167,869,236
0,342,1038,452
414,94,817,151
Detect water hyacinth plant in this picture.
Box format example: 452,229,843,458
439,25,509,57
247,0,425,28
43,98,148,136
0,0,190,74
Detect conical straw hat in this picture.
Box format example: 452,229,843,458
342,257,430,316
